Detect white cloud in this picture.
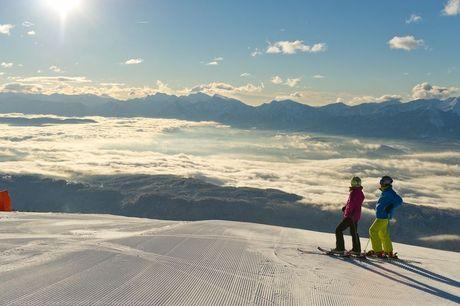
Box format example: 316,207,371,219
313,75,325,79
27,30,36,36
273,88,349,105
190,82,263,96
124,58,143,65
285,78,301,88
266,40,327,55
406,14,422,24
136,21,149,24
9,76,92,95
205,57,223,66
378,94,404,101
310,43,327,52
99,82,126,87
2,76,160,100
0,79,262,102
1,74,267,102
290,92,304,98
0,24,14,35
22,21,34,27
348,95,403,105
251,49,262,57
240,73,251,77
155,80,173,93
388,35,424,51
0,82,43,94
271,76,284,85
49,66,62,73
443,0,460,16
12,75,89,83
411,82,458,100
1,62,13,68
271,76,301,87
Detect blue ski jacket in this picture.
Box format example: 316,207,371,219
375,187,403,219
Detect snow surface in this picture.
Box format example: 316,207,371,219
0,212,459,305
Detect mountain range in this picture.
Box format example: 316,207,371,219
1,92,459,139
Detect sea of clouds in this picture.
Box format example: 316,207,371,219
0,113,459,210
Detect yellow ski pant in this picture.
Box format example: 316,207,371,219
369,218,393,253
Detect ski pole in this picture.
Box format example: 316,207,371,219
364,238,370,252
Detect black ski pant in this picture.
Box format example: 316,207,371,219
335,217,361,252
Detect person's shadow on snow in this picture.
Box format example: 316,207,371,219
337,256,460,304
386,260,460,288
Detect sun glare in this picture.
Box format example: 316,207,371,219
46,0,81,19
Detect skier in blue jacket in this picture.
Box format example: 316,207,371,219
367,176,403,258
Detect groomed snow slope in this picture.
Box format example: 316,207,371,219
0,212,459,305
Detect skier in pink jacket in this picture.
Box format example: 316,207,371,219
331,177,365,255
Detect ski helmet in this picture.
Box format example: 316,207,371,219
351,176,361,187
379,176,393,186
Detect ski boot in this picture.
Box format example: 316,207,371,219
385,251,399,259
366,250,386,258
365,250,376,257
347,250,361,256
329,248,345,255
347,250,366,258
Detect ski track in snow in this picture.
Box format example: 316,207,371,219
0,212,459,305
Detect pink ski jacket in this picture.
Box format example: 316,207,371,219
343,187,364,222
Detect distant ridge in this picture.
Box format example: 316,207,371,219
1,92,459,140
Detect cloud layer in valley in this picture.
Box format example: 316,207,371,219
0,115,459,211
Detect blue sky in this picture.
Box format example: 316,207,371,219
0,0,459,105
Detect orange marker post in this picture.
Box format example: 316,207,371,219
0,190,12,212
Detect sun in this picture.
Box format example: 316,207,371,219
46,0,81,19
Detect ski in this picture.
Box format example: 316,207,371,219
297,247,368,260
365,251,399,260
345,251,367,259
317,246,351,258
297,247,316,255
